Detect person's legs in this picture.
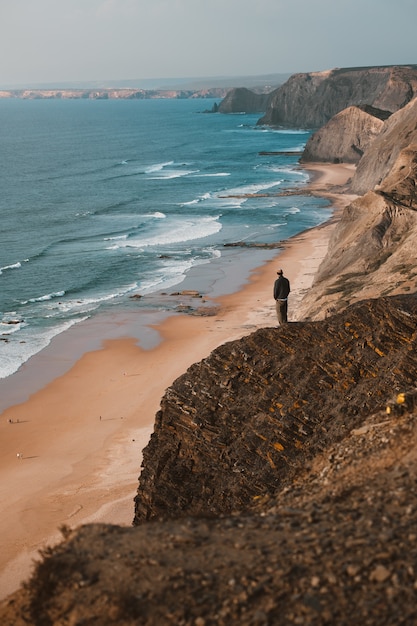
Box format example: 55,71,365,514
275,300,288,324
281,300,288,323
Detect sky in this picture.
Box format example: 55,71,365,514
0,0,416,87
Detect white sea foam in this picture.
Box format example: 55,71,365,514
193,172,231,178
181,192,212,206
43,284,138,315
267,222,287,230
219,180,281,200
203,246,221,259
147,168,199,180
145,161,174,174
263,128,310,135
0,317,89,380
137,251,218,296
103,234,128,241
148,212,166,218
181,199,200,206
138,259,194,295
116,215,222,249
24,291,65,304
0,320,25,335
0,260,27,274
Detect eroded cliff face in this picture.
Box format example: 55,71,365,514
351,96,417,194
301,106,385,164
134,296,417,523
298,106,417,321
217,87,270,113
4,391,417,626
258,65,417,128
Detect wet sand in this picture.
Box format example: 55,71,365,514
0,163,355,599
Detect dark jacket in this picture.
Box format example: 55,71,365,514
273,276,290,300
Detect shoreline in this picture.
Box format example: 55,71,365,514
0,162,355,600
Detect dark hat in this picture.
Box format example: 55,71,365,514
277,269,283,275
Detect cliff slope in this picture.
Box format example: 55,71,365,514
299,99,417,321
217,87,270,113
301,105,385,164
133,296,417,522
258,65,417,128
351,96,417,194
2,295,417,624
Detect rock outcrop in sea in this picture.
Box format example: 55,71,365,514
217,87,270,113
2,65,417,625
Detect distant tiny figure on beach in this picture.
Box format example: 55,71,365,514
273,269,291,325
16,453,23,460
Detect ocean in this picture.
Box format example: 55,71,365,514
0,97,330,382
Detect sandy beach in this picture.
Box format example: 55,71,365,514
0,163,355,600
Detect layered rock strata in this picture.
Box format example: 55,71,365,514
3,295,417,625
134,295,417,522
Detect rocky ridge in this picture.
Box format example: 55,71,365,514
257,65,417,128
3,296,417,625
134,296,417,523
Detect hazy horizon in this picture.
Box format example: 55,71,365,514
1,0,416,88
0,72,293,92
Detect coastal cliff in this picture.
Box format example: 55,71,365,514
3,296,417,625
3,69,417,625
134,296,417,523
217,87,270,113
298,97,417,321
257,65,417,128
300,105,386,164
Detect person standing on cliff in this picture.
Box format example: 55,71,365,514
273,269,290,325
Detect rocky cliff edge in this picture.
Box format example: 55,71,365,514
257,65,417,128
2,295,417,625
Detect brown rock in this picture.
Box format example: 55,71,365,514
301,106,384,164
258,65,417,128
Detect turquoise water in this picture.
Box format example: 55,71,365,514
0,98,330,379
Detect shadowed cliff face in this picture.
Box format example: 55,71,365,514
217,87,270,113
258,65,417,128
299,118,417,321
134,294,417,523
301,106,385,164
351,97,417,194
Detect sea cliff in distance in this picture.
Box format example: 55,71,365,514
0,72,290,100
0,87,229,100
